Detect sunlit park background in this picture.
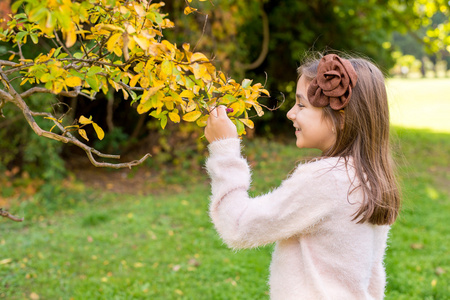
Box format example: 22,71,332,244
1,0,450,299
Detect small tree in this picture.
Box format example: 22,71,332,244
0,0,269,221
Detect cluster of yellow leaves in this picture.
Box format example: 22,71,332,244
45,115,104,141
2,0,270,137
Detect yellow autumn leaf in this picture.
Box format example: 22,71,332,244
65,28,77,48
184,6,197,15
140,77,150,89
180,90,195,100
218,71,227,83
160,60,173,78
98,24,124,32
79,115,93,125
196,115,209,127
228,102,242,116
78,129,89,141
182,43,190,52
260,89,270,97
186,100,197,112
164,99,174,110
134,3,146,17
129,73,143,88
137,101,151,114
168,112,180,123
169,92,183,104
65,76,82,87
107,33,122,53
182,111,202,122
133,34,150,50
142,85,165,102
190,52,209,62
253,103,264,117
92,123,105,140
192,63,211,81
239,118,254,129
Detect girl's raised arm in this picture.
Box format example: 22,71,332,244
206,138,344,249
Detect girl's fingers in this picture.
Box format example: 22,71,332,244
208,106,218,118
216,105,227,118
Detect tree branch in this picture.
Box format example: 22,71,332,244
54,30,73,58
20,87,79,99
0,208,24,222
0,68,151,169
0,60,22,67
30,111,152,168
0,89,13,102
243,3,269,70
17,41,25,61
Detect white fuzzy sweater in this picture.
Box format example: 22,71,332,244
205,138,390,300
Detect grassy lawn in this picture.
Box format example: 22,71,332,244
1,79,450,299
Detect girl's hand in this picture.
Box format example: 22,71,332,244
204,105,238,143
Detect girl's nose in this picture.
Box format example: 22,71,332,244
286,106,295,120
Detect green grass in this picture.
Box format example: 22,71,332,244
1,78,450,299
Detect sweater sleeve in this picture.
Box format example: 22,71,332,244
205,138,341,249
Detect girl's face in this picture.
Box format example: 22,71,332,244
286,75,336,152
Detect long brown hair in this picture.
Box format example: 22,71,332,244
298,53,401,225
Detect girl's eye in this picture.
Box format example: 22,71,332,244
297,103,305,108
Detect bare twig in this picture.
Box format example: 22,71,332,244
30,111,152,168
260,92,285,111
243,3,269,70
75,24,88,57
54,30,74,58
0,208,24,222
17,41,25,61
0,60,21,67
193,14,208,52
20,86,94,100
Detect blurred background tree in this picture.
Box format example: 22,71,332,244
0,0,448,183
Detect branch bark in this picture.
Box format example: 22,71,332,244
243,4,269,70
0,68,151,169
0,209,24,222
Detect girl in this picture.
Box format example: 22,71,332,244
204,53,401,300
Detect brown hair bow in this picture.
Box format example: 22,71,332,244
307,54,358,110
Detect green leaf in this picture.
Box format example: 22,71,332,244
56,53,69,59
30,33,39,44
242,79,252,89
15,31,28,44
221,94,236,104
11,1,25,13
53,47,62,58
87,66,103,76
234,119,245,135
160,115,168,129
69,69,84,78
85,76,99,92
